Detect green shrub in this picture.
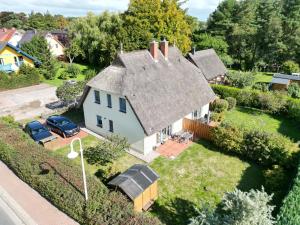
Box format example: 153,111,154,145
243,130,295,167
190,188,275,225
0,119,160,225
282,60,300,75
225,97,236,110
252,82,270,92
212,123,244,154
56,81,85,103
85,69,97,81
288,83,300,98
59,70,69,80
277,160,300,225
210,112,225,123
286,98,300,121
227,71,255,88
0,65,40,91
212,122,297,168
66,64,81,78
210,99,229,113
212,84,243,99
212,85,292,115
252,91,287,113
264,165,288,199
85,135,129,166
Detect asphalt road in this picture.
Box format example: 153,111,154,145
0,197,24,225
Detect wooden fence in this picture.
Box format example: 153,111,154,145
183,118,217,141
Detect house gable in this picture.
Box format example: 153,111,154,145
83,87,146,153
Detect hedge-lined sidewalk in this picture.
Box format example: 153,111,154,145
0,161,79,225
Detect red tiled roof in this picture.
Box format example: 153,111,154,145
0,28,16,42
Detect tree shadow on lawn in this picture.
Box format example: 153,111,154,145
151,198,198,225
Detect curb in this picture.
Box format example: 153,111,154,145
0,186,37,225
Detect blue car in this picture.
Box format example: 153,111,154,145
24,121,56,144
46,115,80,138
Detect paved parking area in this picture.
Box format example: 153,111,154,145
44,129,89,150
0,84,58,121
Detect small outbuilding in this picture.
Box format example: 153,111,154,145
108,164,159,212
271,73,300,90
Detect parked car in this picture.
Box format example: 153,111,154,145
46,115,80,138
24,121,56,144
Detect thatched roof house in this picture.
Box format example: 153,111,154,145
80,40,216,155
188,49,227,83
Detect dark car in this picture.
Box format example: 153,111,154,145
24,121,56,144
46,115,80,138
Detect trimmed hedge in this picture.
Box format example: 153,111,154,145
212,123,298,168
0,119,161,225
0,65,40,91
277,161,300,225
212,85,300,120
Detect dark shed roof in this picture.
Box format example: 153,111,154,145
188,49,227,81
108,164,159,200
273,73,300,81
82,46,216,136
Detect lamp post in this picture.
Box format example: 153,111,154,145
67,137,88,201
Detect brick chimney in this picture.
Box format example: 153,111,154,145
160,39,168,60
150,40,158,61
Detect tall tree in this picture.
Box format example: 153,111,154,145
21,35,56,79
122,0,192,54
282,0,300,63
255,0,285,71
68,12,124,67
229,0,258,70
206,0,237,37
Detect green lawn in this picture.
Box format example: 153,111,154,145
53,134,143,176
43,63,89,87
150,141,264,225
254,71,273,83
224,107,300,141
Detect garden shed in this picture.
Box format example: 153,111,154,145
108,164,159,212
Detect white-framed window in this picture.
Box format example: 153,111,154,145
94,90,100,104
109,120,114,132
119,97,126,113
96,115,103,128
0,58,4,65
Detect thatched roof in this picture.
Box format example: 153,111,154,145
82,46,216,136
108,164,159,200
188,49,227,81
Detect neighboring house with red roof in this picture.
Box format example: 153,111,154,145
0,28,24,47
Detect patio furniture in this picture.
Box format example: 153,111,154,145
178,131,193,143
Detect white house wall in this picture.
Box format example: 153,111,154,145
45,36,64,57
84,88,211,155
83,88,146,153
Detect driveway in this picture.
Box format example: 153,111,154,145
0,161,79,225
0,84,58,121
